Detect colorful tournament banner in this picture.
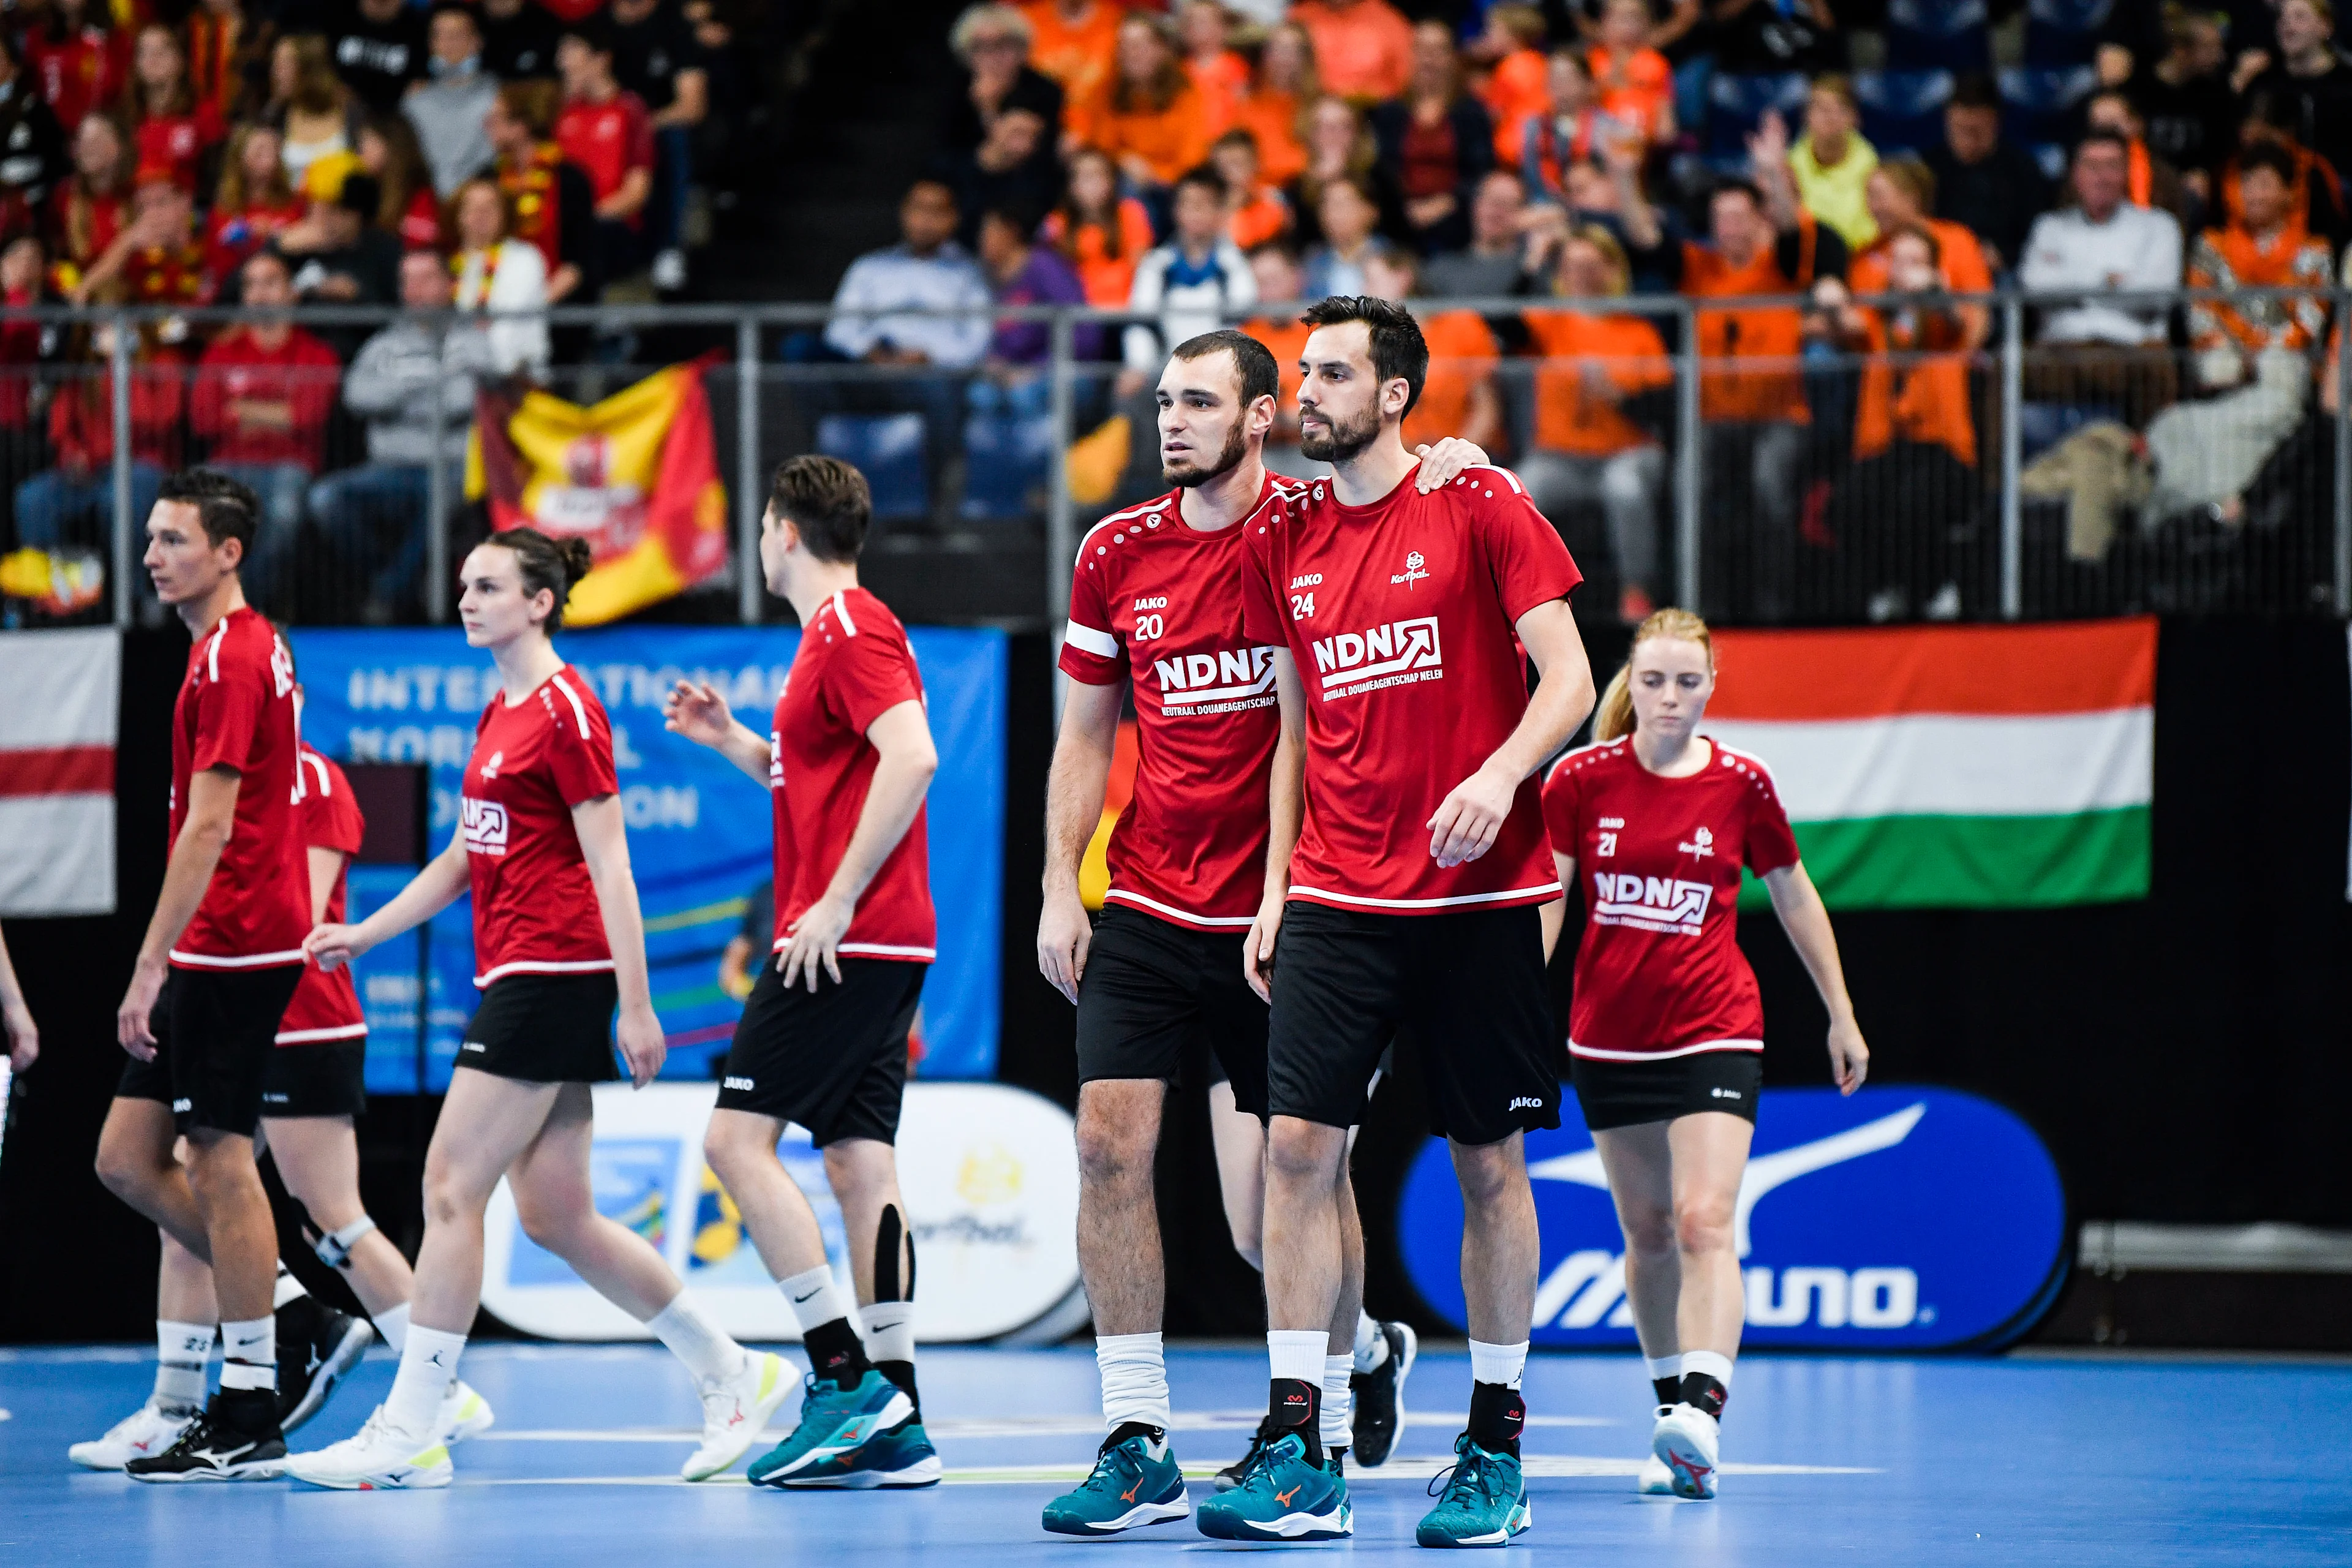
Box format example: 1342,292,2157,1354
1399,1087,2069,1351
289,625,1005,1093
480,1082,1082,1343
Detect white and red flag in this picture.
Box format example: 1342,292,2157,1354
0,627,118,915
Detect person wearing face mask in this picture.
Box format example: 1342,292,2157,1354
404,2,499,197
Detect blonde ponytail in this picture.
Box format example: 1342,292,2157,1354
1594,606,1715,743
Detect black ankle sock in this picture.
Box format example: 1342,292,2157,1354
1679,1370,1728,1420
217,1385,279,1434
1104,1420,1165,1452
877,1358,920,1420
1467,1380,1525,1457
1651,1376,1683,1409
1268,1377,1323,1466
804,1318,869,1390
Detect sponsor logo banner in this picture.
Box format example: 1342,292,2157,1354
1398,1086,2067,1350
481,1082,1080,1342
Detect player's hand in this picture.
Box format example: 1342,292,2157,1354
1826,1012,1869,1095
616,1000,666,1088
4,993,36,1073
1412,437,1490,491
662,679,736,749
303,921,374,973
1036,885,1092,1005
1243,893,1284,1003
1427,762,1517,868
116,957,166,1060
778,891,853,992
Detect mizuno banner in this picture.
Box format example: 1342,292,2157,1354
1398,1087,2069,1351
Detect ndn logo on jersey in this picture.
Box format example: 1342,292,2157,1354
1396,1087,2068,1351
1592,873,1711,936
461,796,510,854
1313,616,1441,694
1153,646,1278,704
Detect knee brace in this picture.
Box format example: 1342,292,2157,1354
312,1215,379,1271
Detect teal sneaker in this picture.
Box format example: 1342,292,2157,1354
745,1370,914,1488
1042,1431,1190,1535
1196,1432,1351,1542
778,1416,942,1489
1415,1433,1530,1548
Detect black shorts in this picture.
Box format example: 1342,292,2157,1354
715,957,924,1146
1076,905,1268,1118
130,966,306,1137
1267,900,1561,1145
458,972,621,1084
258,1040,369,1119
1570,1049,1763,1133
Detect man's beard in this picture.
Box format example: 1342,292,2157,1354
1163,415,1249,488
1297,401,1381,463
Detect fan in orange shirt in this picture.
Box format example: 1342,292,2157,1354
1212,128,1293,251
1242,241,1315,471
1178,0,1249,139
1586,0,1673,145
1020,0,1121,108
1232,20,1316,187
1471,3,1552,165
1850,158,1990,350
1041,144,1158,306
1517,225,1671,622
1363,244,1500,452
1068,13,1210,190
1289,0,1414,102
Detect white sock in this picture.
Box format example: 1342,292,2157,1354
646,1292,747,1385
386,1326,466,1436
1095,1331,1172,1433
272,1263,307,1309
1468,1338,1528,1390
1321,1354,1353,1450
374,1302,410,1357
1352,1311,1386,1373
219,1317,276,1393
778,1263,851,1335
1645,1353,1683,1385
1681,1349,1735,1391
156,1320,213,1411
1267,1327,1327,1385
862,1300,916,1367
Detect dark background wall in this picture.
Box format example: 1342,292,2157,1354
3,617,2346,1344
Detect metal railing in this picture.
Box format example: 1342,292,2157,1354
0,288,2343,633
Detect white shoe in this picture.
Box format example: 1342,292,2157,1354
285,1406,453,1490
1653,1403,1719,1500
681,1350,794,1482
1637,1453,1676,1495
69,1399,195,1469
439,1381,496,1445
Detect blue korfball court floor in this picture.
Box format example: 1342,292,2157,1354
2,1343,2344,1566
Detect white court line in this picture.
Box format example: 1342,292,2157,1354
469,1457,1877,1489
477,1411,1612,1444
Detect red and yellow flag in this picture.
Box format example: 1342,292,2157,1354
467,356,729,626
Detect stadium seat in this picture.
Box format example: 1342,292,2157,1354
2000,64,2099,148
2024,0,2114,68
1884,0,1991,73
1854,70,1955,156
815,414,929,518
959,413,1054,522
1708,71,1811,164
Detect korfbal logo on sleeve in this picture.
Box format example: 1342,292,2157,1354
1398,1086,2068,1351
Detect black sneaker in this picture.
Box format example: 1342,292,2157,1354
277,1297,375,1434
1214,1413,1281,1492
125,1389,287,1482
1349,1321,1418,1468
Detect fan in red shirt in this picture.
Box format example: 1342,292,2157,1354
552,18,652,285
71,167,217,307
28,0,130,134
204,124,305,280
1538,607,1867,1504
50,111,133,293
124,23,227,194
662,456,944,1488
1223,294,1596,1548
295,529,783,1491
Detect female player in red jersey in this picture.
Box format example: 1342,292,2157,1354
1540,608,1868,1502
284,529,788,1490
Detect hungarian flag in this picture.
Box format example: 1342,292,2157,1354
468,356,729,626
0,627,118,915
1703,619,2156,909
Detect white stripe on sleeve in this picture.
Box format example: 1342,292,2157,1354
1063,619,1120,660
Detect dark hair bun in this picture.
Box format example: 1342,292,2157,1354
558,537,594,585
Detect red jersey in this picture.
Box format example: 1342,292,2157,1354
461,665,619,986
1540,734,1800,1060
554,92,652,220
1058,478,1294,928
277,748,368,1044
189,327,341,471
135,105,227,191
169,606,308,969
205,200,305,279
1240,464,1580,913
29,26,129,132
768,587,936,962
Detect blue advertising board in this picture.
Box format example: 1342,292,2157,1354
288,625,1005,1093
1399,1087,2068,1351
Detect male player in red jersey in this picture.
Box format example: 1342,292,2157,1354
104,469,312,1481
1207,296,1597,1547
663,456,945,1490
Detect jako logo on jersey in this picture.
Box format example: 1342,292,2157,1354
1392,550,1428,588
480,750,503,780
1591,872,1710,935
1155,647,1278,704
1312,616,1442,693
1679,826,1715,856
1397,1087,2070,1351
723,1076,755,1091
1507,1095,1544,1111
1133,596,1169,610
462,796,510,854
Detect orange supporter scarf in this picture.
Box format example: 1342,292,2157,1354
2127,139,2152,209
